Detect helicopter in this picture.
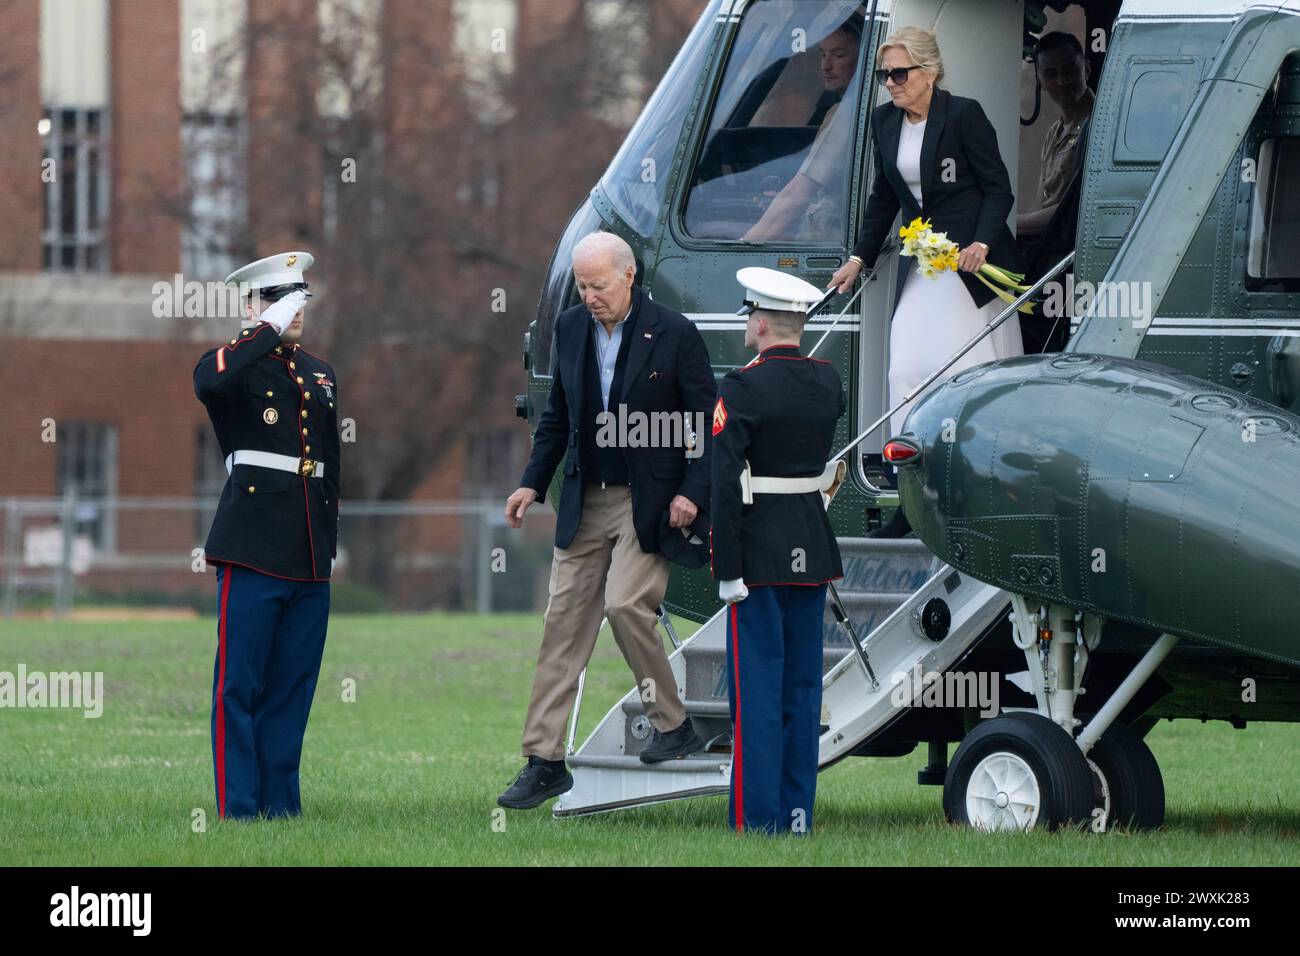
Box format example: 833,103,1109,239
514,0,1300,831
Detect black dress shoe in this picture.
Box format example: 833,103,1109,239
639,720,703,764
867,509,913,539
496,756,574,809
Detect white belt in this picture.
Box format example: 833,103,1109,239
740,460,841,504
225,450,323,478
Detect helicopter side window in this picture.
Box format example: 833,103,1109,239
1246,137,1300,293
682,1,868,245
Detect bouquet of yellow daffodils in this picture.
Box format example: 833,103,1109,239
898,217,1034,314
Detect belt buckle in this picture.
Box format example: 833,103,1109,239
298,457,317,477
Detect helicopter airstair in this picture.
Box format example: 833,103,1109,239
553,244,1081,816
552,253,1074,817
553,537,1012,816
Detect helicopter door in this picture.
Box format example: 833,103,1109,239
658,0,873,373
1235,56,1300,409
854,0,1025,472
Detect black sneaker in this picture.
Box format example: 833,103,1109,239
639,720,703,764
496,756,574,810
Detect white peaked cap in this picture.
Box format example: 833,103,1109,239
225,251,315,289
735,267,828,315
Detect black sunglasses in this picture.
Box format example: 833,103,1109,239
875,65,923,86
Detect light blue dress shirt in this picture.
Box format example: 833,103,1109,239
590,303,633,412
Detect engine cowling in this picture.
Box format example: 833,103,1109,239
897,353,1300,667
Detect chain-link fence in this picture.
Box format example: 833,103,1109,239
0,493,557,617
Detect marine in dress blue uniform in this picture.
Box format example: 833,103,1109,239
710,268,846,835
193,251,341,820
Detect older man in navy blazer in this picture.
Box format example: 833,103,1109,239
498,232,715,810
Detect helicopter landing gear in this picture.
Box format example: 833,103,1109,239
1081,717,1165,831
943,711,1095,831
941,597,1177,833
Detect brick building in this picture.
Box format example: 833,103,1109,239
0,0,702,612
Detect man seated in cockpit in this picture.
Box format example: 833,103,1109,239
743,16,862,243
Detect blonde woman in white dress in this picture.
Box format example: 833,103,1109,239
829,27,1024,537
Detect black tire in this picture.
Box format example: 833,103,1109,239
943,713,1095,832
1082,718,1165,831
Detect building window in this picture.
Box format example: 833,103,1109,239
41,107,110,272
183,112,246,281
319,0,384,242
40,0,109,270
194,426,227,543
55,422,118,553
454,0,517,121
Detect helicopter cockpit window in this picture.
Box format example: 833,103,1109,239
682,1,867,244
600,0,722,238
1246,137,1300,292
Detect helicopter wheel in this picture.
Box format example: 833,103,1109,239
943,713,1094,832
1078,717,1165,831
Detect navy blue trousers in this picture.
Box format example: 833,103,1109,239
724,583,827,835
211,562,329,820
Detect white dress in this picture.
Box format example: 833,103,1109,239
888,116,1023,435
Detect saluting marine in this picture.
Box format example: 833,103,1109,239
710,267,846,835
193,251,341,820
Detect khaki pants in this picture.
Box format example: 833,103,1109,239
521,484,685,761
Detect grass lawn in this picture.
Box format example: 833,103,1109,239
0,613,1296,866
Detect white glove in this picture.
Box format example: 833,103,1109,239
258,290,309,334
719,578,749,604
330,557,336,575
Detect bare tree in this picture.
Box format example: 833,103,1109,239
171,0,699,601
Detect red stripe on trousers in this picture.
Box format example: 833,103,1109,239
730,602,743,833
216,567,232,817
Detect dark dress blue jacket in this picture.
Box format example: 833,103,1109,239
709,345,845,586
194,323,340,581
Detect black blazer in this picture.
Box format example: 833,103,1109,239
520,286,716,554
851,87,1023,310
